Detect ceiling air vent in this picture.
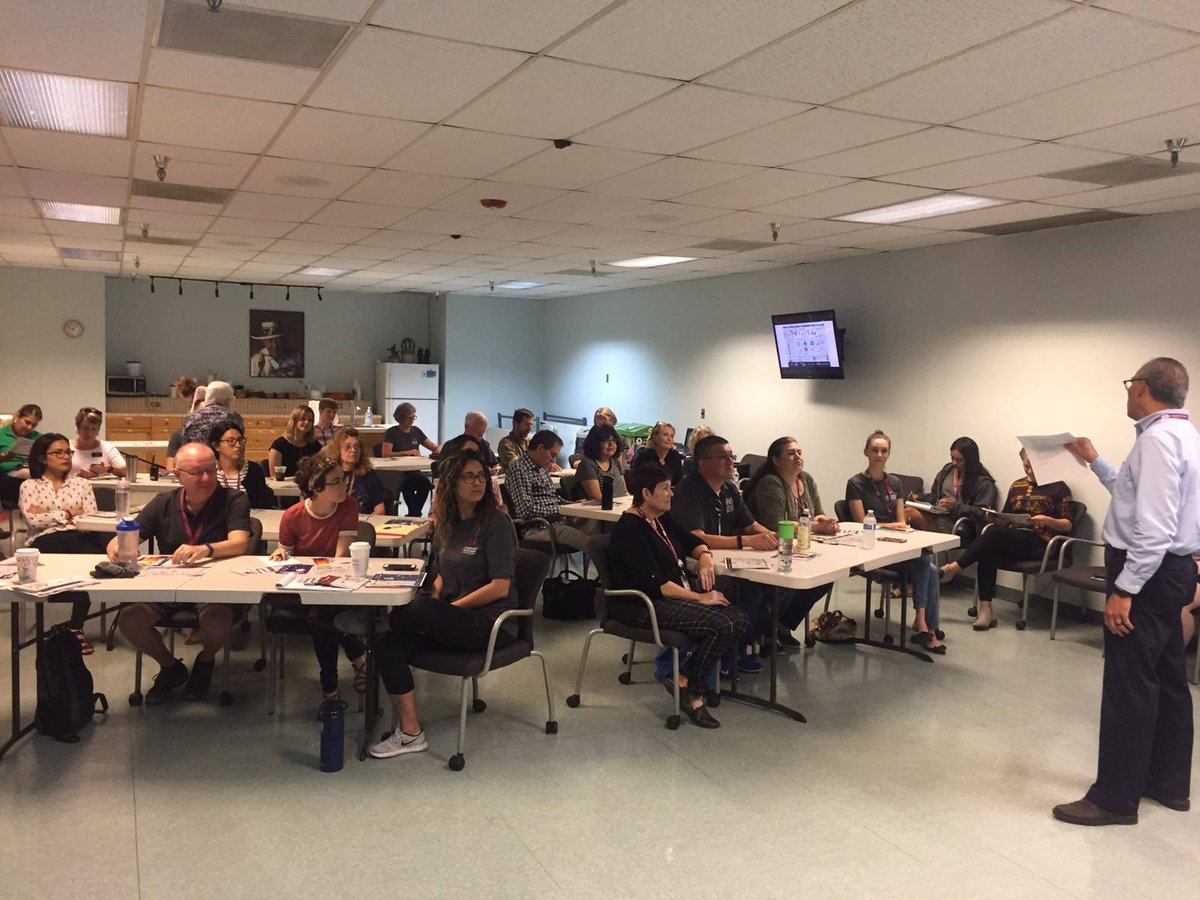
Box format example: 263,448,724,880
158,0,349,68
125,234,198,247
132,179,232,205
552,268,613,277
967,209,1132,236
689,238,774,251
60,247,120,261
1048,158,1200,186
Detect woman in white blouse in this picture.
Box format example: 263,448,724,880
70,407,126,479
19,433,107,653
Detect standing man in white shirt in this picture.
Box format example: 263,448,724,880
1056,357,1200,826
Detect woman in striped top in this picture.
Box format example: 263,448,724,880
209,422,275,509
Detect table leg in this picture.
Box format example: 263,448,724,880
848,568,933,663
722,585,806,723
358,606,380,762
1,599,42,761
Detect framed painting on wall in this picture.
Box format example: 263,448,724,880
249,309,304,378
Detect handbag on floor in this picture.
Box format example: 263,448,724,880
36,625,108,743
541,568,599,620
809,610,858,643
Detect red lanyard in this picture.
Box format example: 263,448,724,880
178,491,203,546
867,473,895,505
637,509,679,563
219,466,241,492
1144,412,1190,430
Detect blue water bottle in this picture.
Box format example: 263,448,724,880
319,704,344,772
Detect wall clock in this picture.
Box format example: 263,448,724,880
63,319,84,338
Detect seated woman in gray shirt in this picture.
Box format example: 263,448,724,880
370,451,519,760
575,423,629,502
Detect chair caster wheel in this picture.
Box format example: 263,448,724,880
545,721,558,734
1015,620,1027,631
219,691,233,706
665,715,680,730
472,699,487,713
129,692,143,707
804,634,816,648
883,634,894,645
935,629,945,640
621,653,629,664
967,606,978,618
448,754,465,771
253,658,266,672
565,694,580,708
873,609,884,619
617,672,632,685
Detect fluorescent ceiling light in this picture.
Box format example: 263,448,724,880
298,266,348,277
496,281,543,289
0,67,130,138
608,255,696,268
59,247,120,261
37,200,122,225
835,193,1006,225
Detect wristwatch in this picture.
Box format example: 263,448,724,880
736,534,743,549
204,542,215,557
1113,587,1132,600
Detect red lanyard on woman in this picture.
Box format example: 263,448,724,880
178,491,203,546
636,508,682,569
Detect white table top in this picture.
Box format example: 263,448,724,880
111,440,169,450
265,477,300,497
89,473,179,494
2,554,208,603
559,495,632,522
371,456,433,472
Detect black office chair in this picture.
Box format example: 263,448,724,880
894,473,925,500
1049,536,1108,641
566,535,690,730
401,548,557,771
967,500,1087,630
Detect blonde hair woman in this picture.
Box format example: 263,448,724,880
70,407,127,478
631,421,683,484
323,427,389,514
269,404,320,477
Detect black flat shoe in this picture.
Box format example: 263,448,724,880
1052,798,1137,826
704,690,721,708
682,702,720,729
911,631,933,646
926,644,947,655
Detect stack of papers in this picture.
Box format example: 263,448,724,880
276,573,368,591
138,555,210,575
374,519,424,537
725,557,770,570
12,576,96,597
364,572,423,589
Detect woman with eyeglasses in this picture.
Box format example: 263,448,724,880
370,452,519,760
269,404,321,478
323,427,388,515
576,423,629,502
69,407,127,479
270,454,367,710
631,421,684,485
208,422,275,509
19,433,107,653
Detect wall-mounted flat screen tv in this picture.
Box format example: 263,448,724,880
771,309,845,379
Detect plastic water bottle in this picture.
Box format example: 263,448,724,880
320,704,344,772
115,484,130,519
362,406,374,426
797,515,811,553
777,520,795,573
115,518,141,563
862,510,877,549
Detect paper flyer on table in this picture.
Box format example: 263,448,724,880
1016,433,1086,485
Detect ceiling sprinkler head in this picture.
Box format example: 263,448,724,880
590,259,597,276
1166,138,1188,167
489,280,495,292
770,222,782,242
153,154,169,182
140,222,149,238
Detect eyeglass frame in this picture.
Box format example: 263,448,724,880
1123,377,1146,391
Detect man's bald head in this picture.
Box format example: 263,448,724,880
464,411,487,438
1134,357,1188,408
175,442,216,469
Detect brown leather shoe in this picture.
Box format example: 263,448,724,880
1052,798,1137,826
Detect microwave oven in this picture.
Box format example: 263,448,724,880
106,375,146,395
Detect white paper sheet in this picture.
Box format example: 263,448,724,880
1016,433,1087,485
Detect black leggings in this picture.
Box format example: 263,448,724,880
955,527,1048,601
376,595,513,695
400,473,432,517
30,530,109,628
310,606,366,694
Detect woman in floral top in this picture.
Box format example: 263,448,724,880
939,448,1072,631
19,433,108,652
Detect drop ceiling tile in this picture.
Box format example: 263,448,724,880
1047,171,1200,208
674,169,852,210
755,180,934,217
307,26,528,121
235,263,304,276
430,180,564,216
466,217,572,241
186,246,256,261
576,85,810,155
394,249,474,265
207,217,296,238
63,260,120,273
54,220,123,239
589,157,754,200
322,243,396,260
362,261,437,276
1094,0,1200,32
307,201,412,228
372,0,607,51
0,232,55,249
960,47,1200,140
515,190,652,224
967,176,1102,200
0,215,43,234
2,131,132,178
795,127,1031,178
235,0,374,20
354,229,444,250
1058,101,1200,155
551,0,847,80
21,170,128,206
0,196,35,217
253,251,318,266
134,144,256,189
596,201,727,231
123,241,190,258
802,224,946,247
703,0,1062,104
128,209,216,231
448,58,676,139
0,0,148,81
339,170,471,207
422,236,518,254
883,143,1124,190
542,225,694,253
739,218,875,243
490,145,660,190
309,256,367,270
666,210,804,239
146,48,319,104
241,158,370,198
504,240,579,258
389,209,497,234
140,88,293,154
382,126,545,179
223,192,329,221
269,108,428,167
0,167,24,196
284,222,377,243
913,201,1079,230
199,233,276,251
691,108,925,167
1113,193,1200,214
837,7,1197,123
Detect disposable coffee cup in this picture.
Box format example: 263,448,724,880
349,541,370,577
15,547,39,583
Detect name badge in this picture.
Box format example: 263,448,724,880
724,498,734,514
462,545,478,556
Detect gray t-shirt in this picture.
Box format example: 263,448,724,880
437,512,519,633
575,456,629,498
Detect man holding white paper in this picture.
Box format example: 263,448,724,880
1054,357,1200,827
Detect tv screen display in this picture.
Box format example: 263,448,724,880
772,309,844,379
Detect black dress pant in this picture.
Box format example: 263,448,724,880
30,530,109,628
1085,547,1195,816
309,606,365,695
955,526,1047,600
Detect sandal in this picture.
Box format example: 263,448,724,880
352,658,368,695
69,627,94,656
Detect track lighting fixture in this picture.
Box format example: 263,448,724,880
177,278,183,296
149,275,155,293
250,284,254,300
214,282,219,298
317,287,323,302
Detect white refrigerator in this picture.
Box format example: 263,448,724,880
376,363,441,442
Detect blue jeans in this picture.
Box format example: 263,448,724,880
654,645,717,690
903,554,939,630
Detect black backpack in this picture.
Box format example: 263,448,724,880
36,626,108,743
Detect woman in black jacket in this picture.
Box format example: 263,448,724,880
907,436,997,533
631,421,684,485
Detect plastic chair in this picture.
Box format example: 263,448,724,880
565,535,690,730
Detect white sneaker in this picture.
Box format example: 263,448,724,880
368,729,429,759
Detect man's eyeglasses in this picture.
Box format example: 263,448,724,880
219,437,247,446
177,465,217,477
703,453,738,463
1122,378,1145,391
461,472,489,485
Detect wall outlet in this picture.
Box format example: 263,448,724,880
700,408,705,419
